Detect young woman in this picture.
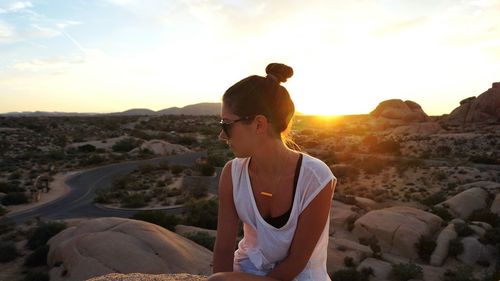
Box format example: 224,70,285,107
208,63,337,281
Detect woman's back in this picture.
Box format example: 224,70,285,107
231,152,336,280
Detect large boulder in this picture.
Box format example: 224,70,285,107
47,217,212,281
435,187,489,220
130,139,191,156
456,237,484,265
430,223,457,266
491,193,500,215
352,206,443,259
370,99,430,122
440,82,500,124
330,201,360,230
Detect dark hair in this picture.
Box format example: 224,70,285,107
222,63,300,150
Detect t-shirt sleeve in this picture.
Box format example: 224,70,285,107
299,159,337,213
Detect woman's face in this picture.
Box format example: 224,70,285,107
219,102,258,158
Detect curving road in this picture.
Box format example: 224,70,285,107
3,151,220,225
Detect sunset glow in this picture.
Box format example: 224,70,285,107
1,1,499,115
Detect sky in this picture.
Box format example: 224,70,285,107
0,0,499,116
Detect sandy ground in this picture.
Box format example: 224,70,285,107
6,172,76,216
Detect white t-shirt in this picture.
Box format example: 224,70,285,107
231,152,336,280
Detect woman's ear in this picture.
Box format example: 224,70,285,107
254,114,269,135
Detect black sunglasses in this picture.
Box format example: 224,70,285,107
219,115,255,138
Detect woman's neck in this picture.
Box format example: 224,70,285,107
249,138,296,176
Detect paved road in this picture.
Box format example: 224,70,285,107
3,151,217,225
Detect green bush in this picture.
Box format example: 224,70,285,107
442,265,478,281
112,138,141,152
391,262,423,281
344,256,355,267
171,165,185,175
0,205,7,216
27,221,67,250
421,191,446,206
0,241,19,262
429,206,453,221
24,244,49,267
183,231,215,250
121,193,146,208
482,227,500,245
197,163,215,176
1,192,29,205
0,218,16,235
469,210,499,227
183,197,218,230
331,268,370,281
415,235,437,262
454,222,474,237
131,210,180,231
0,181,24,193
23,271,50,281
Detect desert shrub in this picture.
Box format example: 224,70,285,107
171,165,185,175
197,163,215,176
121,193,147,208
0,181,24,193
359,236,381,258
448,238,464,257
454,222,474,237
391,262,423,281
442,265,478,281
24,244,49,267
429,206,453,221
166,187,182,197
334,193,357,205
344,256,355,267
330,165,360,181
1,192,29,205
482,227,500,245
0,241,19,262
112,137,141,152
26,221,67,250
80,154,106,166
432,170,448,181
94,189,112,204
183,231,215,251
331,268,370,281
183,197,218,230
415,235,437,262
357,156,386,175
23,271,50,281
77,144,96,153
130,210,180,231
0,218,16,235
370,138,401,155
469,210,499,227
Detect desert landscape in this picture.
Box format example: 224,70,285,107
1,83,499,281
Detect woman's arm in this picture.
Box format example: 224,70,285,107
212,160,241,273
266,178,337,281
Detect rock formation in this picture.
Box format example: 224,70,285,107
351,206,443,259
370,99,430,122
440,82,500,124
47,217,213,281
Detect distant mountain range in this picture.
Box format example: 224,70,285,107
1,102,222,117
1,102,307,117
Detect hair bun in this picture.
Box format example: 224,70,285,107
265,63,293,83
